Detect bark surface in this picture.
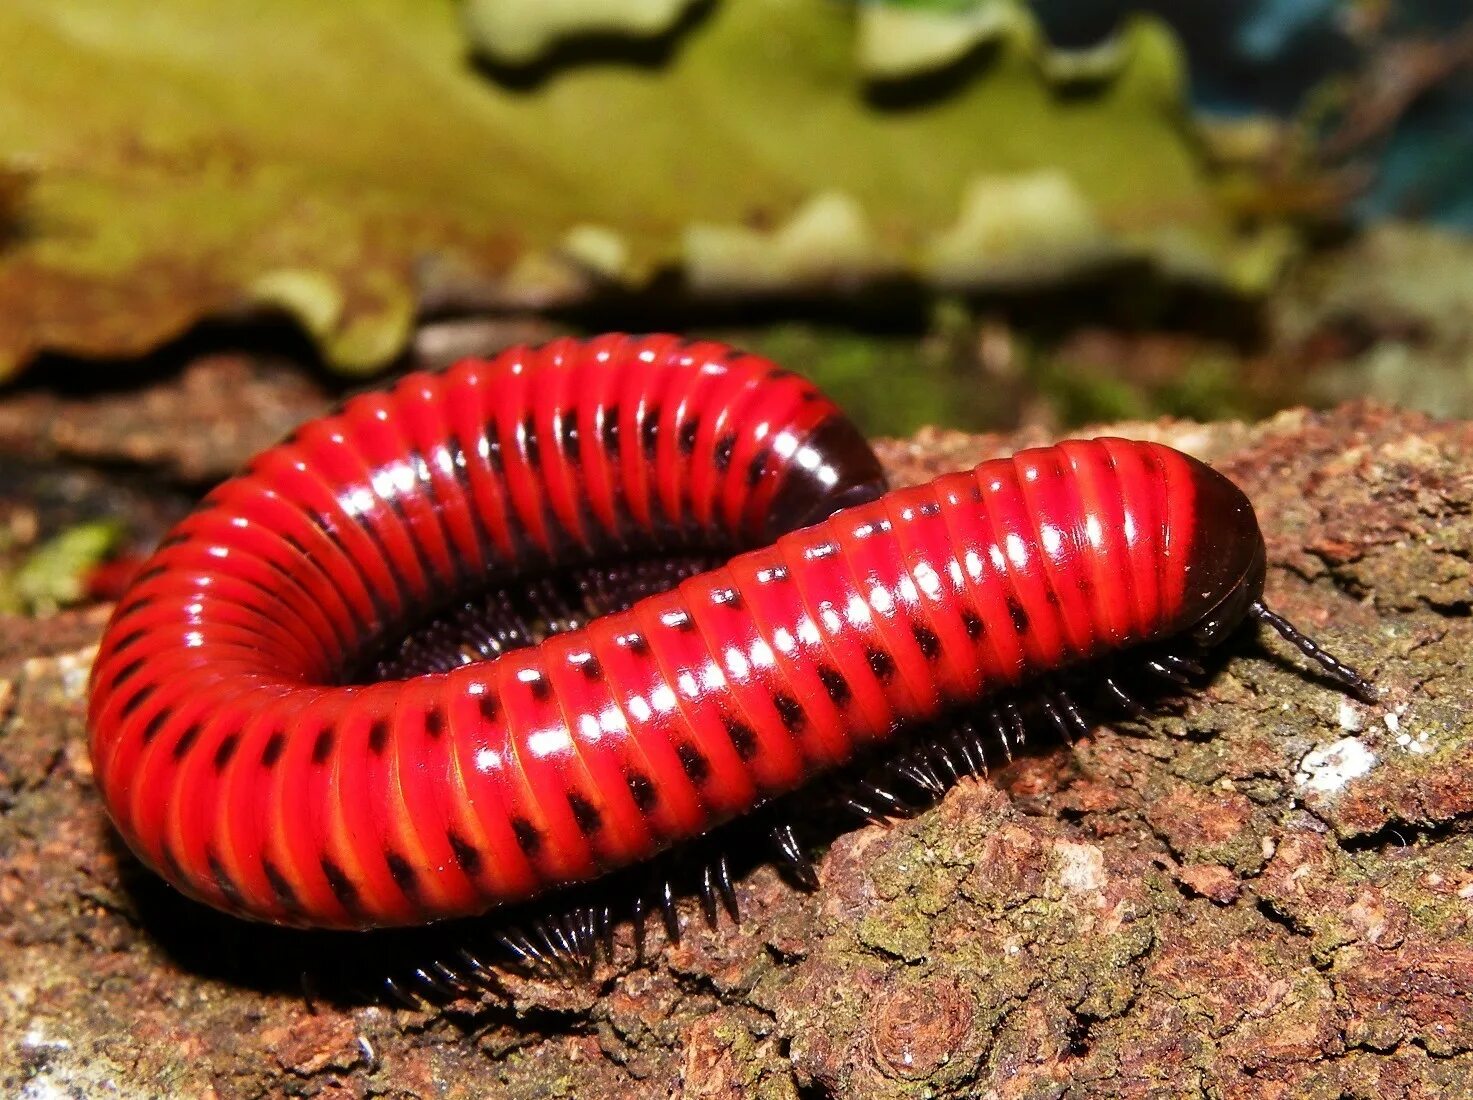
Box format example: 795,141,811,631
2,401,1471,1099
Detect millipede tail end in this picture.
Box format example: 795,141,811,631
1249,602,1377,702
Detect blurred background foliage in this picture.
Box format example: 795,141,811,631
0,0,1469,454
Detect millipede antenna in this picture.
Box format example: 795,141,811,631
1250,602,1376,701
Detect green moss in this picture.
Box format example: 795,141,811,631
1,1,1264,374
0,520,123,615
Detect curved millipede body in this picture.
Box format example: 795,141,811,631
87,334,1372,932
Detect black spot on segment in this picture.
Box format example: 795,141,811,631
447,831,482,877
212,732,239,771
912,623,942,661
424,707,446,737
567,792,602,835
558,409,579,451
963,610,984,640
320,858,360,911
207,851,245,909
678,420,699,455
640,410,660,458
578,655,603,681
311,727,334,765
109,628,148,653
746,450,769,487
773,692,806,732
526,673,551,702
712,587,743,609
714,434,736,472
140,710,170,745
477,694,500,724
867,646,896,682
1007,597,1030,633
919,501,941,517
600,406,621,454
385,851,420,899
118,681,155,720
172,723,202,761
622,633,650,656
677,742,710,783
262,859,299,909
109,653,148,689
160,842,184,883
817,665,851,706
511,817,543,857
663,609,694,631
626,770,659,813
519,413,539,465
368,719,390,754
258,730,288,766
722,714,758,760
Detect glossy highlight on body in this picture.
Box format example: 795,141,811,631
86,334,1369,932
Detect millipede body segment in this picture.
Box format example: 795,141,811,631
87,334,1367,931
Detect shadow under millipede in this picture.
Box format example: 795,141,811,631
107,547,1226,1008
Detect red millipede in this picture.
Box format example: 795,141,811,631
87,333,1373,947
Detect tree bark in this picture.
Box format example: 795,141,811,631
3,401,1470,1099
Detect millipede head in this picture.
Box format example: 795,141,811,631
1249,602,1377,702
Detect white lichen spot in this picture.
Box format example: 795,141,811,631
1296,737,1378,796
1053,840,1106,894
22,1027,70,1053
1338,698,1365,733
21,1080,75,1100
1387,706,1432,754
57,647,96,696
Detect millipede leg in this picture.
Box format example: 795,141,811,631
457,946,499,987
1145,658,1191,686
892,758,945,799
1159,652,1204,677
631,894,648,960
929,742,962,786
1004,701,1027,749
1101,674,1148,718
383,976,423,1010
949,724,987,777
659,878,681,946
1052,687,1092,739
495,928,544,974
984,708,1014,761
699,864,720,928
1039,693,1073,743
597,904,616,962
414,964,462,999
844,795,881,824
771,823,818,889
714,855,740,924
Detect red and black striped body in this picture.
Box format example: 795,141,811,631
87,335,1266,930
